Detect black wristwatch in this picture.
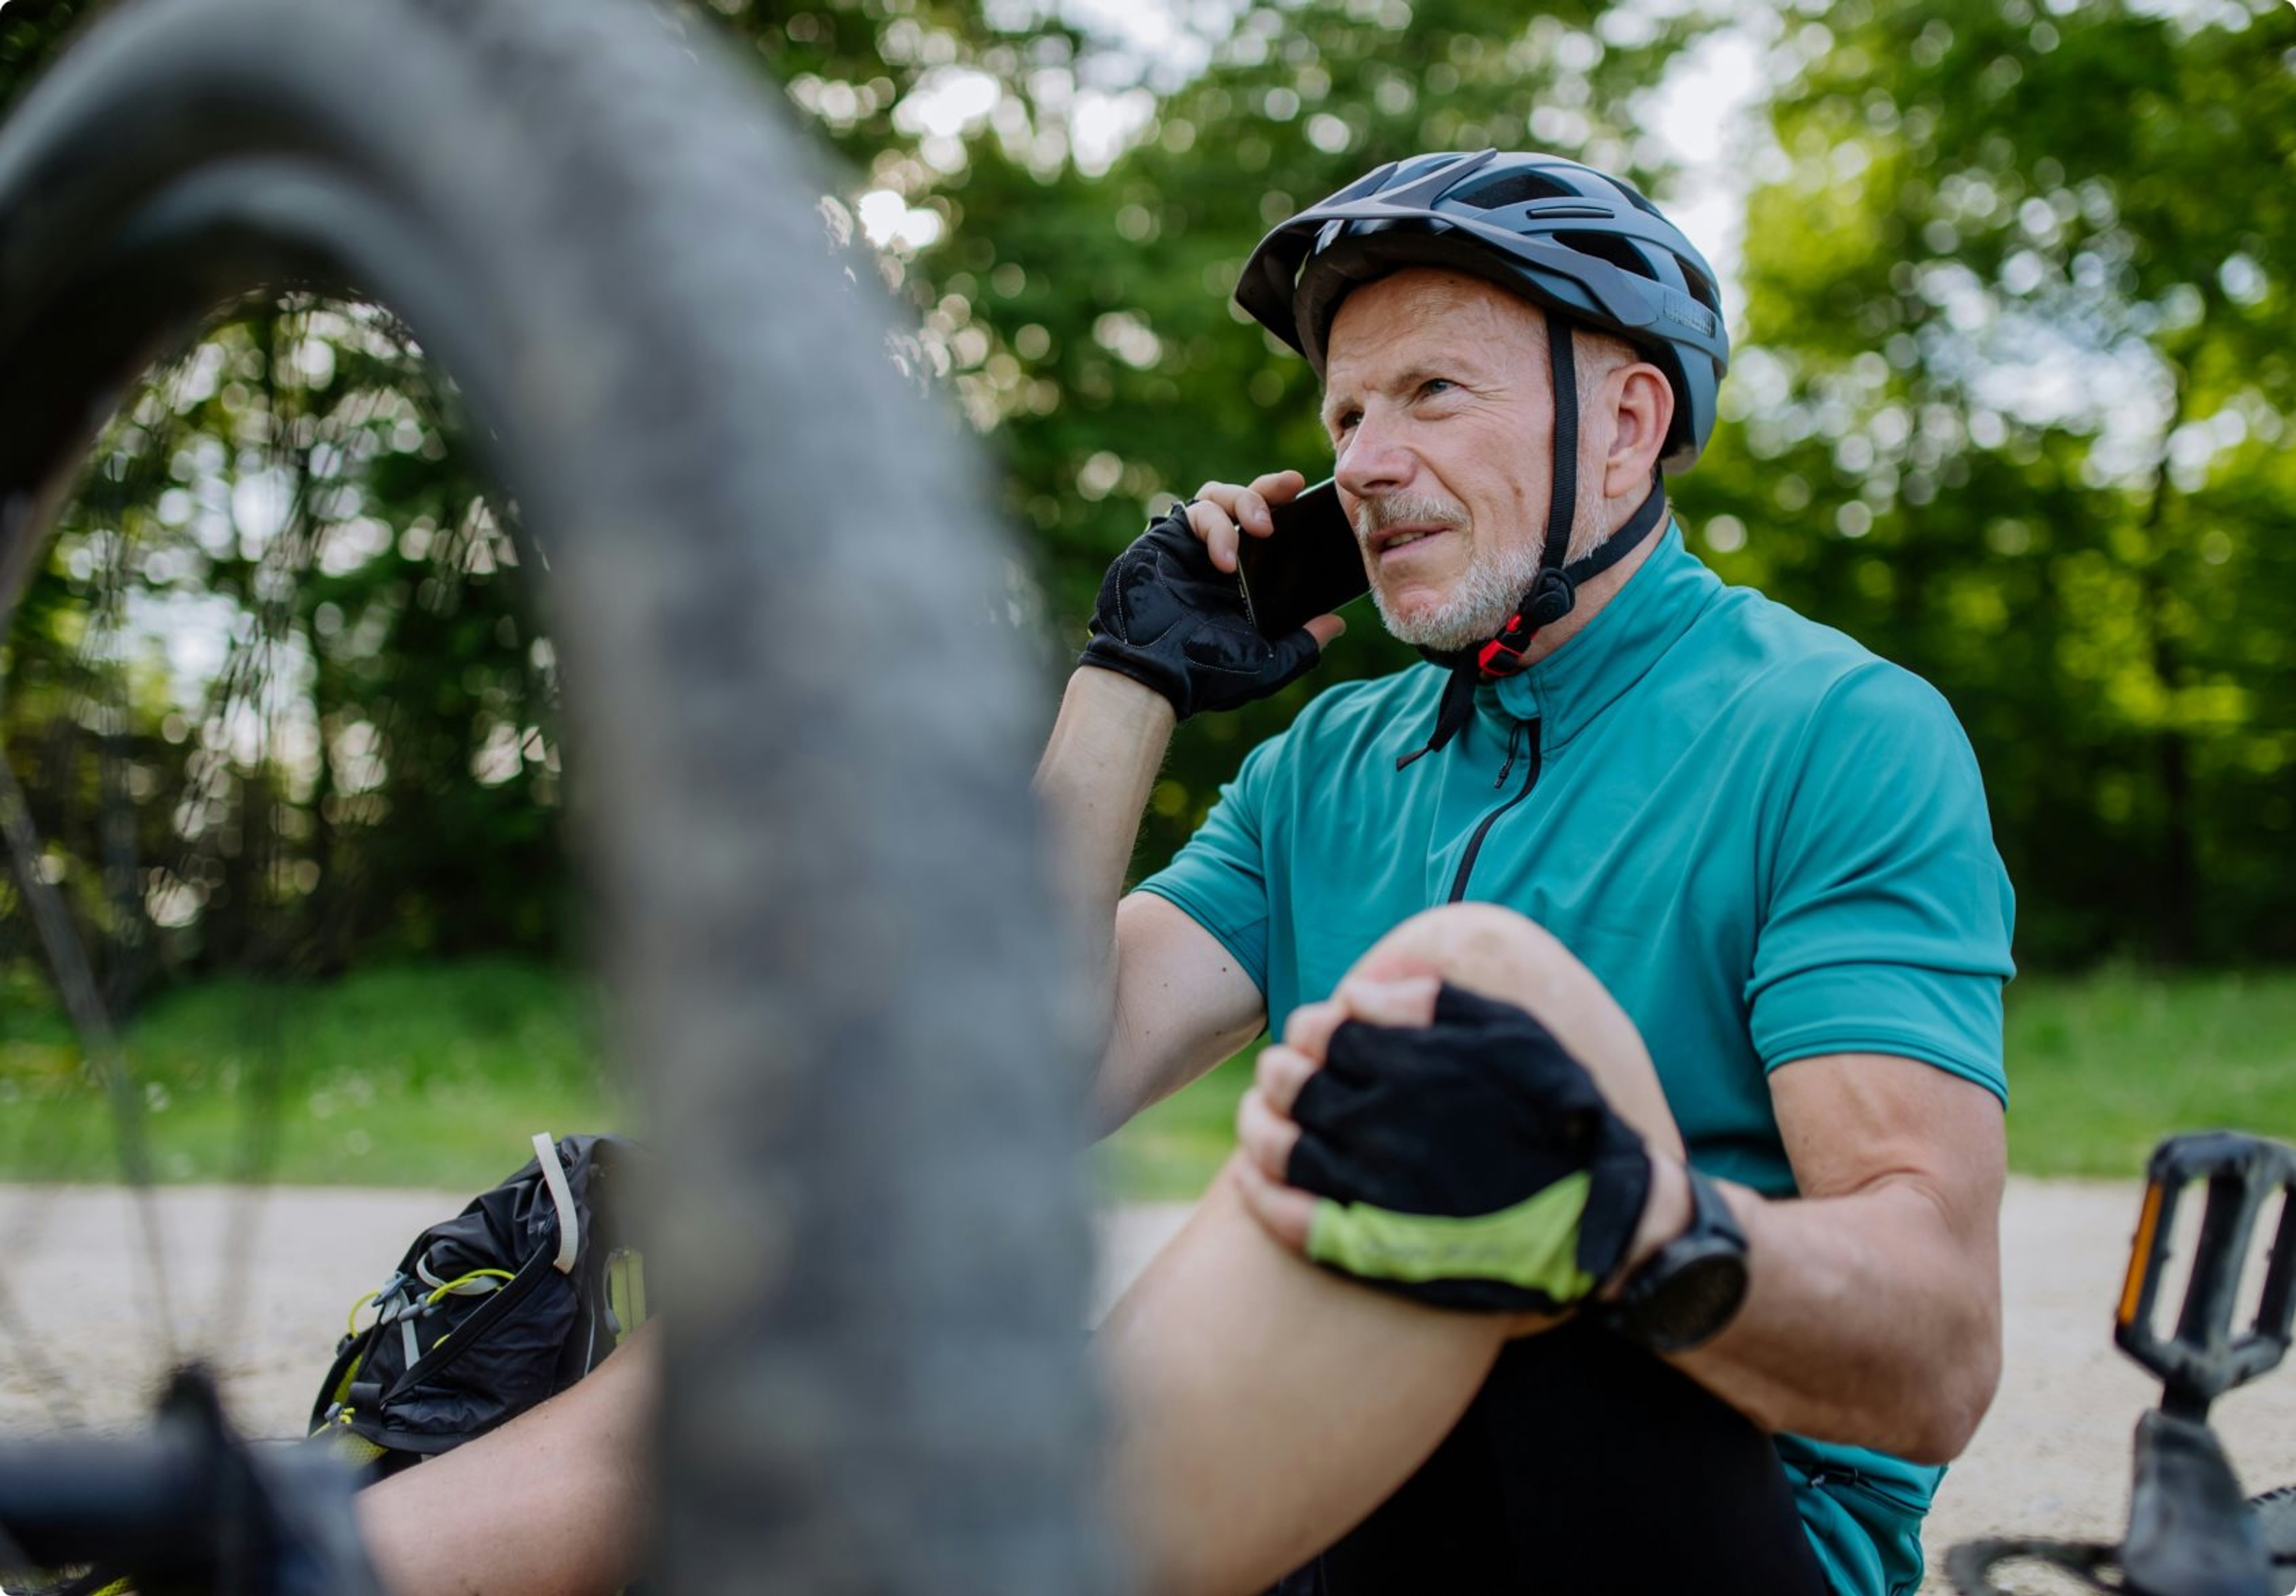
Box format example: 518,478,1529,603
1597,1163,1750,1353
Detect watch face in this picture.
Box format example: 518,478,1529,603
1606,1166,1751,1353
1635,1246,1750,1354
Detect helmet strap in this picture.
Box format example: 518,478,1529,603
1540,306,1581,579
1397,309,1668,771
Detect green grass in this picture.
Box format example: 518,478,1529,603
0,960,625,1189
2002,966,2296,1178
2,962,2291,1196
1092,1053,1257,1203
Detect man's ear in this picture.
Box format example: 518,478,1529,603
1599,362,1674,499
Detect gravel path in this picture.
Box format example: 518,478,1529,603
3,1178,2291,1589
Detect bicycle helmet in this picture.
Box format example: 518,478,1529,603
1236,148,1727,469
1235,149,1731,766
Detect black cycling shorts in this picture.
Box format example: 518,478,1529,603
1270,1319,1832,1595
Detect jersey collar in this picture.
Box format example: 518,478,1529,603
1485,522,1719,749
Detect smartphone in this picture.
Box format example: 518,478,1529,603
1235,476,1370,640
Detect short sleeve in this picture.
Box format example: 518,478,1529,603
1132,730,1289,998
1747,665,2016,1103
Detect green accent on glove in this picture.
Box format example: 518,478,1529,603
1304,1170,1598,1307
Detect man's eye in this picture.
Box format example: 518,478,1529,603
1333,411,1360,435
1419,378,1456,399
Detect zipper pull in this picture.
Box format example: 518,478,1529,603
1494,719,1527,789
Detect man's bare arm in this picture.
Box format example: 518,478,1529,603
1033,664,1175,982
1032,669,1265,1132
1098,894,1265,1133
1672,1054,2006,1464
1037,469,1342,1131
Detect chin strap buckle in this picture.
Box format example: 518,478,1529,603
1475,569,1578,680
1476,626,1529,678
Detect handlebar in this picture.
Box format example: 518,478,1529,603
0,1368,383,1596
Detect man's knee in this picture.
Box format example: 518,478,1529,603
1349,903,1584,996
1348,904,1683,1158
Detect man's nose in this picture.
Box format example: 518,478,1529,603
1335,413,1416,502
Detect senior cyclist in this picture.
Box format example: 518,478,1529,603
1048,148,2016,1594
350,148,2013,1596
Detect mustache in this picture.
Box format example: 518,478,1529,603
1350,493,1468,545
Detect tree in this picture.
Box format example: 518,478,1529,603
8,0,2291,973
1680,0,2296,964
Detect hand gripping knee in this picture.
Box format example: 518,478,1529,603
1284,983,1652,1314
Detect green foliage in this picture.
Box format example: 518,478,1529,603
1678,0,2296,964
5,0,2295,986
0,305,567,1006
0,0,89,120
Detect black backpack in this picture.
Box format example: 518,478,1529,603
309,1132,648,1473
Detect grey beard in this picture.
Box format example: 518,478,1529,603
1352,491,1538,652
1359,475,1614,652
1370,536,1547,650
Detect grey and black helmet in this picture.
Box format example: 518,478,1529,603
1236,150,1731,767
1236,148,1729,471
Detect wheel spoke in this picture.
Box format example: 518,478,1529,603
0,1265,87,1434
0,750,179,1369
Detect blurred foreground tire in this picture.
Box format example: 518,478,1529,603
0,0,1112,1590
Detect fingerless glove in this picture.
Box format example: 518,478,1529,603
1286,983,1652,1314
1079,503,1324,718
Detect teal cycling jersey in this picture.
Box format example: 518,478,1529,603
1137,523,2016,1596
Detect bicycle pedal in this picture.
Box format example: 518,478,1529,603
2123,1409,2278,1596
2115,1132,2296,1414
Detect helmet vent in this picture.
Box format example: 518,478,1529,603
1556,230,1651,280
1449,170,1574,212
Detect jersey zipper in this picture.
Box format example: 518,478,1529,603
1447,717,1541,903
1802,1464,1930,1515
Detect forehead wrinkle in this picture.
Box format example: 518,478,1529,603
1319,362,1457,432
1320,270,1549,427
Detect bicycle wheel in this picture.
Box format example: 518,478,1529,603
0,0,1110,1591
2258,1483,2296,1572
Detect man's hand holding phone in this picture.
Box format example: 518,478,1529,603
1079,469,1354,720
1180,470,1314,575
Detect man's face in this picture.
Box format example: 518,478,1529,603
1320,268,1556,652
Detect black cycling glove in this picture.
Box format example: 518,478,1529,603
1284,983,1652,1314
1079,503,1324,719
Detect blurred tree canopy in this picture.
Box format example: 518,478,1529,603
1689,0,2296,965
0,0,2289,987
0,305,558,999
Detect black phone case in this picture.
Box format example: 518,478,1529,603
1236,479,1369,639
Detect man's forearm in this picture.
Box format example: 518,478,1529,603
1677,1177,2002,1464
1033,666,1176,1005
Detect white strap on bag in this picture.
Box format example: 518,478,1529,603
532,1131,581,1274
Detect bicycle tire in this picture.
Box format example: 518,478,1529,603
2258,1483,2296,1569
0,1,1112,1592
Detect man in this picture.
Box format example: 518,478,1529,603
355,148,2013,1596
1048,147,2015,1593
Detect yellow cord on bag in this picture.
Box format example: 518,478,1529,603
424,1268,516,1307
